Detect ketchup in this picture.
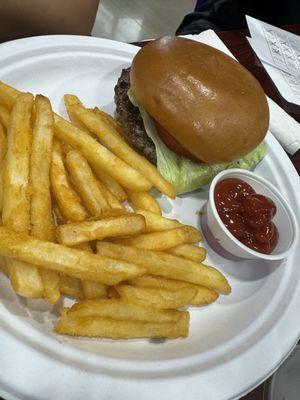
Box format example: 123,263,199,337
214,178,278,254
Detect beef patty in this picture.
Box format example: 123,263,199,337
114,67,157,165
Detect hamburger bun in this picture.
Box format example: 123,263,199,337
130,36,269,164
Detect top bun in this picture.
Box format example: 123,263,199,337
130,36,269,164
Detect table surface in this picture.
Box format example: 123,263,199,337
0,24,299,400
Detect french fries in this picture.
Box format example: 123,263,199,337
56,214,146,245
66,298,185,323
50,140,88,222
70,104,175,198
31,95,60,303
0,226,146,285
59,273,84,299
64,94,88,132
97,242,231,293
93,168,127,202
96,179,123,209
82,280,107,299
65,149,110,216
55,313,189,338
54,115,152,192
136,209,182,232
128,275,219,306
127,190,161,215
116,285,197,309
2,93,43,298
167,244,206,263
115,226,201,250
63,202,109,300
0,81,20,110
93,107,124,136
0,81,231,341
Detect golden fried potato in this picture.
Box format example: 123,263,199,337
127,190,161,215
70,104,175,198
50,140,88,222
55,313,189,338
0,226,146,285
31,95,60,303
54,115,152,192
129,275,219,306
116,285,196,309
114,226,201,250
56,214,146,246
2,93,43,298
97,242,231,293
167,244,206,263
67,298,185,323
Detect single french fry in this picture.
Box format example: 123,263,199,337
93,107,124,136
0,105,10,129
64,94,88,132
56,214,146,246
31,95,56,241
54,115,152,192
96,179,123,209
67,298,185,323
65,149,110,216
31,95,60,303
97,242,231,293
74,242,107,299
50,140,88,222
0,226,146,285
93,169,127,202
136,209,182,232
53,203,66,225
127,190,161,215
2,93,43,298
59,273,84,299
0,81,20,111
70,104,175,198
115,226,201,251
82,280,107,299
2,94,32,231
129,275,219,306
55,313,189,338
167,244,206,263
116,285,196,309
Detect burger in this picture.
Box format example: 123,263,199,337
114,36,269,195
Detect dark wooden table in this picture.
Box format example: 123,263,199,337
0,24,298,400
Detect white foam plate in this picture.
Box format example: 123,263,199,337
0,35,299,400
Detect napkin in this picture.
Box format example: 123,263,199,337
246,15,300,106
182,30,300,155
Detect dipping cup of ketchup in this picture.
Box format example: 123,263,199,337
205,169,298,260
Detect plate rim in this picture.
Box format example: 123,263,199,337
0,34,299,400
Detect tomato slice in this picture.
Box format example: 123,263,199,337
154,121,201,163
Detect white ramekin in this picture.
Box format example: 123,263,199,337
205,169,299,260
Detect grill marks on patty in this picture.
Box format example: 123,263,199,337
114,67,157,165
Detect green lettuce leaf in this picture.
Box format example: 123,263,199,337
128,89,266,195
